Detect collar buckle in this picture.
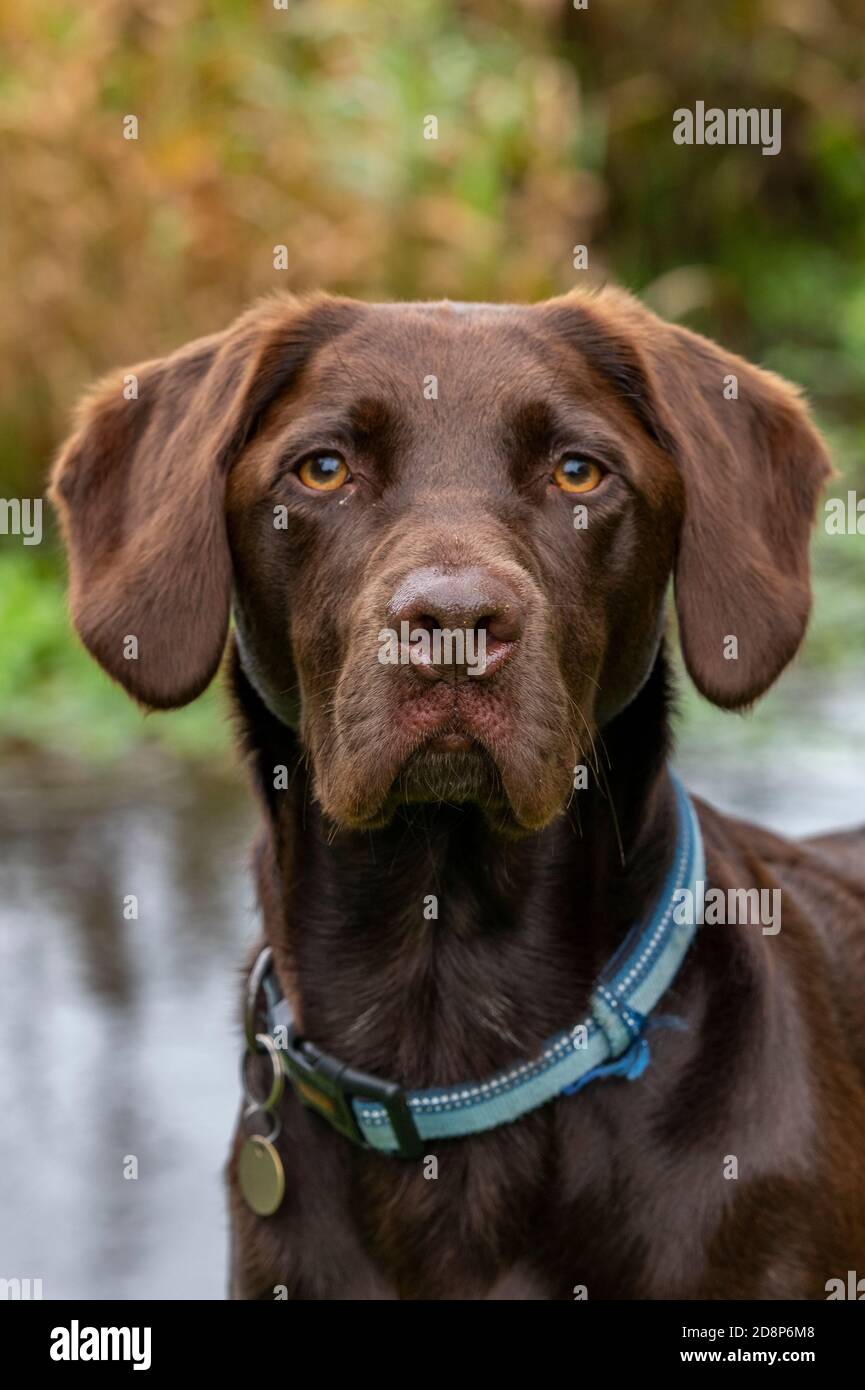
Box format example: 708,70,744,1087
282,1028,424,1161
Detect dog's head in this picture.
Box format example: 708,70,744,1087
52,289,831,833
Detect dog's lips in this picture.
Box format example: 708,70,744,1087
400,722,498,779
394,685,513,780
363,680,512,811
426,731,475,754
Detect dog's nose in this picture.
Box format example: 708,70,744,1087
387,566,524,680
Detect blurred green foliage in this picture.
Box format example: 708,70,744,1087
0,0,863,762
0,548,231,762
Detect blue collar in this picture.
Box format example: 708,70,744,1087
248,773,704,1159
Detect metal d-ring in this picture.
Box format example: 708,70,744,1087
244,946,274,1051
241,1031,285,1113
242,1102,281,1147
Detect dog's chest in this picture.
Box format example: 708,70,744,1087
277,1100,654,1300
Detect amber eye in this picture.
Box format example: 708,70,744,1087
553,456,604,494
297,452,351,491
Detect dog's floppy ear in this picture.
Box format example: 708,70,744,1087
546,288,834,709
51,295,359,709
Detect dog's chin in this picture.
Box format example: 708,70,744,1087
395,741,504,809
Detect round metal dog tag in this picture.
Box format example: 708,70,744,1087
238,1135,285,1217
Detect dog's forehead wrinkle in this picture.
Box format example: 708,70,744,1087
301,353,578,450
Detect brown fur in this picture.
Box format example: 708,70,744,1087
51,288,865,1299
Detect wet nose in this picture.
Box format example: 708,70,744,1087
387,566,525,681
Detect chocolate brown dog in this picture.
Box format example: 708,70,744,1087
51,288,865,1299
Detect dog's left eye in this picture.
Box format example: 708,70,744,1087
553,456,605,494
297,452,352,492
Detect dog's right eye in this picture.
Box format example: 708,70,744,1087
553,456,605,494
297,452,352,492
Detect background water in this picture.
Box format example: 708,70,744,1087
0,671,862,1300
0,766,257,1301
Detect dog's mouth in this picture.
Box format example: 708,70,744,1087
391,734,505,810
317,643,579,834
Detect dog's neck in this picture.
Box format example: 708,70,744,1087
231,645,679,1086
